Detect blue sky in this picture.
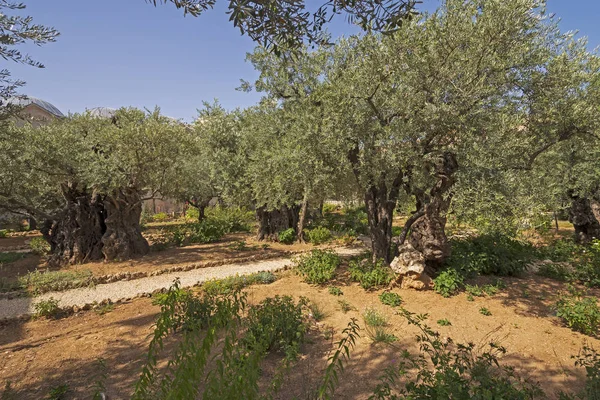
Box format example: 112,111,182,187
9,0,600,122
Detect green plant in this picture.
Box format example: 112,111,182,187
368,326,398,344
338,300,355,313
466,294,474,302
152,212,170,222
379,292,402,307
479,307,492,316
322,203,338,214
446,233,538,277
202,271,277,296
308,300,327,321
228,240,258,251
307,226,332,245
465,283,500,298
349,257,394,290
555,287,600,336
33,297,61,318
91,358,108,400
93,302,115,315
433,269,464,297
47,384,69,400
363,307,388,327
0,252,25,265
185,207,199,221
0,230,7,238
29,237,50,255
437,319,452,326
565,345,600,399
328,286,343,296
205,206,255,233
19,270,94,295
278,228,296,244
369,308,543,399
294,249,341,284
536,262,574,282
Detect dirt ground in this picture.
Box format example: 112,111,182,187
0,231,321,281
0,268,596,399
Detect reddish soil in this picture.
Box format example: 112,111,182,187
0,269,596,399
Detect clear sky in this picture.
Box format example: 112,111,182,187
8,0,600,122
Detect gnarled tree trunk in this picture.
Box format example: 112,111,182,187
256,204,300,241
101,188,149,261
568,193,600,244
41,184,105,265
365,184,397,264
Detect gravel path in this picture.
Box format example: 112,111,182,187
0,247,364,319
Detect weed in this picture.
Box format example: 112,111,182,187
338,300,356,313
29,237,50,255
328,286,343,296
368,326,398,344
568,345,600,399
0,230,7,238
466,294,474,302
307,227,332,245
349,257,394,290
278,228,296,244
479,307,492,316
202,271,277,296
537,262,573,282
437,319,452,326
152,212,170,222
47,384,69,400
363,307,388,327
308,301,327,321
34,298,61,318
433,269,463,297
228,240,258,251
19,270,94,295
555,287,600,336
93,302,115,315
294,249,341,284
0,252,25,265
465,283,499,298
379,292,402,307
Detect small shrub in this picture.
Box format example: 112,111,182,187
93,302,115,315
48,384,69,400
437,319,452,326
379,292,402,307
0,252,25,265
278,228,296,244
205,206,255,233
433,269,464,297
0,230,7,238
555,287,600,336
479,307,492,316
369,327,398,344
349,257,394,290
322,203,338,214
537,262,574,282
567,345,600,399
152,212,170,222
338,300,355,313
308,301,326,321
294,249,341,284
363,307,388,327
29,237,50,255
328,286,343,296
19,270,94,295
307,227,332,245
34,298,61,318
244,295,307,352
185,207,199,221
150,236,170,252
465,283,500,298
203,271,277,296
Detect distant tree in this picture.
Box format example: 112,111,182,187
0,1,59,118
147,0,420,55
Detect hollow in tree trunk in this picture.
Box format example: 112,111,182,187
101,188,149,261
568,193,600,244
256,204,301,241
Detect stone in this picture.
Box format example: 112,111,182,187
390,243,432,291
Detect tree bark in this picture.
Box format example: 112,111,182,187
407,152,458,271
28,217,37,231
297,191,310,243
364,182,399,264
101,188,149,261
256,204,300,241
568,193,600,244
190,198,211,222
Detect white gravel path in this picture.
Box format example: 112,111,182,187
0,247,365,319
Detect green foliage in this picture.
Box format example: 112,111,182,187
338,300,355,313
328,286,343,296
567,346,600,400
322,203,338,214
47,384,69,400
307,226,332,245
152,212,170,222
537,262,574,282
29,237,50,255
479,307,492,316
369,327,398,344
185,207,199,220
228,240,259,251
307,300,327,321
34,298,61,319
278,228,296,244
433,269,464,298
446,233,537,277
465,283,500,298
170,220,227,246
0,252,25,265
90,358,108,400
379,292,402,307
206,207,255,233
294,249,341,284
341,207,369,235
555,287,600,336
18,270,94,295
369,309,544,399
93,302,115,316
349,257,394,290
437,319,452,326
244,295,307,353
363,307,388,327
0,230,7,238
202,271,277,296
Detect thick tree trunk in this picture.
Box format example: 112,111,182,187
365,185,397,264
101,188,149,261
256,204,300,241
406,152,458,271
297,192,310,243
191,198,211,222
42,184,106,265
568,194,600,244
28,217,37,231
